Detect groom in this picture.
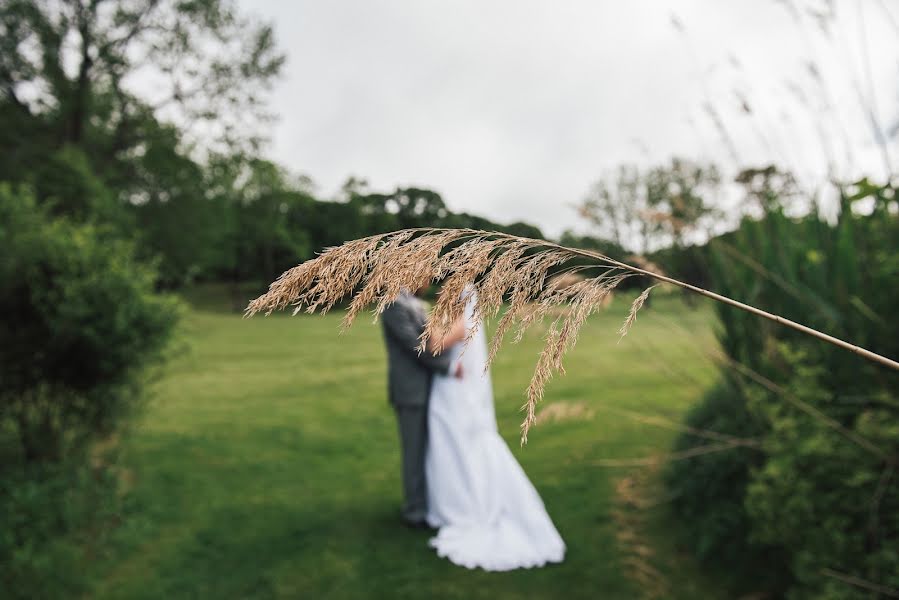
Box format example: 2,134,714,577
381,286,463,528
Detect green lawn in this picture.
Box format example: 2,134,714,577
89,289,724,599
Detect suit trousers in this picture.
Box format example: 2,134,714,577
393,403,428,523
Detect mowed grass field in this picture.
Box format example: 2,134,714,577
89,288,725,599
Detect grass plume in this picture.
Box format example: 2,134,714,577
246,227,899,443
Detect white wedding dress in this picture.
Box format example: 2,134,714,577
425,291,566,571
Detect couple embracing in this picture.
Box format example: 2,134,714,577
381,284,565,571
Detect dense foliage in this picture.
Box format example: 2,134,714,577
0,185,179,596
1,455,125,598
0,186,180,461
666,179,899,599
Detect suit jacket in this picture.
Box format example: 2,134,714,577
381,291,452,407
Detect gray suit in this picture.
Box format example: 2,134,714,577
381,290,452,524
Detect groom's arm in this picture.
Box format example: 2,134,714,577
382,302,453,375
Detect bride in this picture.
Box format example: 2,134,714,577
425,287,566,571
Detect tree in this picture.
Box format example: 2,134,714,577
735,164,802,217
0,0,285,284
211,156,313,285
349,186,450,230
643,158,720,251
580,160,720,255
129,119,221,285
579,165,651,253
0,0,284,156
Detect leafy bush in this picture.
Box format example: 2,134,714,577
0,456,124,599
0,185,179,461
667,180,899,598
0,184,179,596
744,348,899,600
664,378,791,593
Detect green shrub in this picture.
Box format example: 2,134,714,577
667,180,899,598
664,378,791,594
0,184,180,461
0,184,179,596
744,348,899,600
0,457,124,599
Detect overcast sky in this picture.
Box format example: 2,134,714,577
238,0,898,237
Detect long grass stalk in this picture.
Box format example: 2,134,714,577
542,241,899,371
247,228,899,442
644,310,892,460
